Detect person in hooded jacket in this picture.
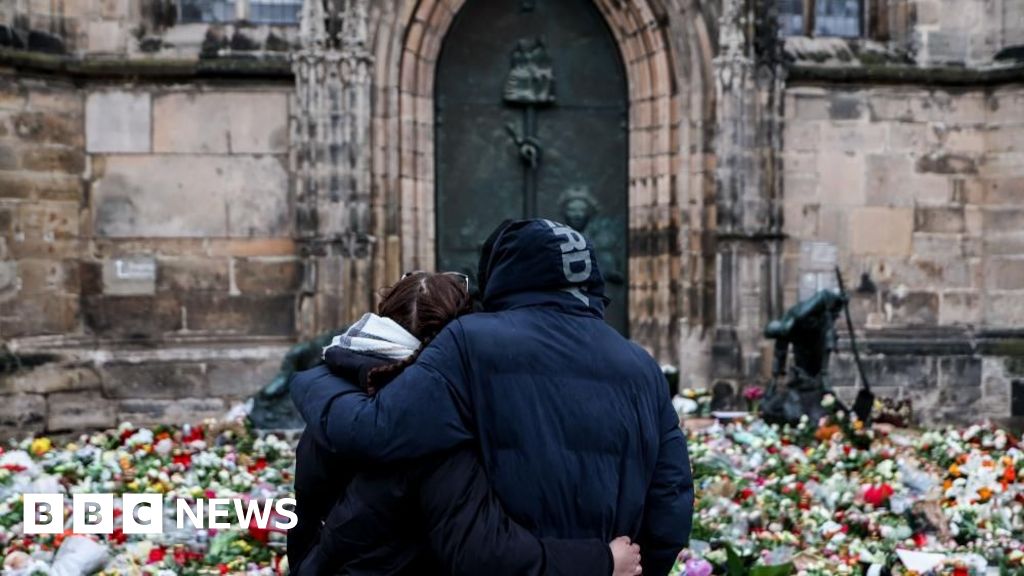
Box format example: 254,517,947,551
291,219,694,576
289,271,643,576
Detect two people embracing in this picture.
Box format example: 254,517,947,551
287,219,695,576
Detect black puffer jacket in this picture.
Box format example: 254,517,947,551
292,219,694,576
289,348,612,576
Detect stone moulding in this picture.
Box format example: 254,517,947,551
787,62,1024,87
0,48,293,81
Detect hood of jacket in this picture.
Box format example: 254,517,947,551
477,219,607,317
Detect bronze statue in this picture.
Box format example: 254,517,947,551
760,289,848,425
558,185,624,286
503,37,556,106
250,330,342,429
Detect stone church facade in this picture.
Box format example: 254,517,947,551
0,0,1021,434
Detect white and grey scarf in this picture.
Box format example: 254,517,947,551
322,312,421,361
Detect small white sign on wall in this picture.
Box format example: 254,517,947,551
103,256,157,296
115,259,156,280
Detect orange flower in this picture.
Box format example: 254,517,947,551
949,464,961,477
816,425,841,442
977,487,993,502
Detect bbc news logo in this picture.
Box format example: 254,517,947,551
23,494,297,535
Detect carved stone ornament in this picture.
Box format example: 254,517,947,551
503,37,556,106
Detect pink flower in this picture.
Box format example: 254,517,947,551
684,558,713,576
743,386,765,401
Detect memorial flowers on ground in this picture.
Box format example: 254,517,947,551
1,400,1023,575
0,417,294,575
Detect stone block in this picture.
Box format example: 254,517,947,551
867,92,917,122
912,233,977,260
888,123,937,151
942,128,987,155
986,149,1024,179
183,294,295,336
988,90,1024,125
916,153,978,175
827,92,865,121
157,258,229,293
831,353,936,390
816,151,864,206
886,290,939,326
0,172,75,202
232,257,301,296
152,92,289,154
92,155,289,238
820,123,886,153
0,365,102,395
100,362,206,399
26,87,82,115
914,206,965,234
788,92,832,121
85,91,151,153
117,397,227,427
989,258,1024,290
11,200,79,245
19,148,85,173
982,208,1024,234
13,112,83,146
16,258,78,294
206,358,280,398
849,207,913,255
86,20,123,54
868,157,953,208
82,295,182,338
102,256,157,296
0,393,46,436
987,127,1023,154
47,391,116,431
985,294,1024,328
0,294,79,337
782,122,820,152
939,356,982,388
940,291,981,325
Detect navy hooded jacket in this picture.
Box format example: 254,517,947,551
291,219,694,575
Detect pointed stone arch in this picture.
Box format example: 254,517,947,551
365,0,716,361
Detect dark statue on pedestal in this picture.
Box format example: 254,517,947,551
760,289,848,426
250,331,340,429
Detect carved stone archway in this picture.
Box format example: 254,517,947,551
361,0,717,361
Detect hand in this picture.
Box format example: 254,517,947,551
609,536,641,576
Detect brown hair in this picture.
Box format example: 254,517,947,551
365,272,472,392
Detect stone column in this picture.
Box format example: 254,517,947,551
292,0,376,337
711,0,785,395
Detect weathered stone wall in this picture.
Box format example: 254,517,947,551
0,74,296,437
913,0,1024,65
781,82,1024,423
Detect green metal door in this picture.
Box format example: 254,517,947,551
435,0,629,333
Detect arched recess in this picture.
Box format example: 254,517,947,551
366,0,716,361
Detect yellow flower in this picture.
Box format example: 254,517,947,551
30,437,52,456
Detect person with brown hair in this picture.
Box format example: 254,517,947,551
289,271,643,576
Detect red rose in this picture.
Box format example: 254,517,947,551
863,484,894,507
173,453,192,468
249,524,271,544
148,547,166,564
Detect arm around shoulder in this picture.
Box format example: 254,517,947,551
289,327,474,461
